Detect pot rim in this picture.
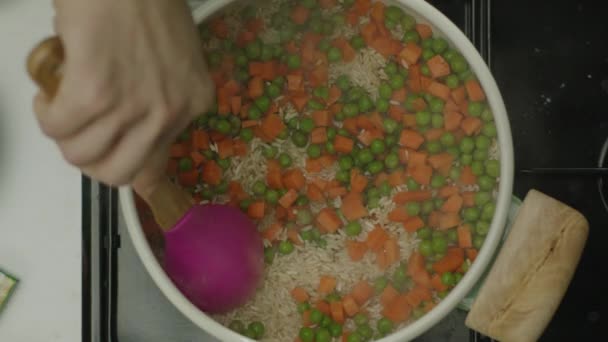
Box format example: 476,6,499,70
119,0,514,341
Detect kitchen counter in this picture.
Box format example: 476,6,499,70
0,1,82,341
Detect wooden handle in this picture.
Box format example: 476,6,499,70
466,189,589,342
27,36,194,231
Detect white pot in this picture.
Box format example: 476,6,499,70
119,0,514,341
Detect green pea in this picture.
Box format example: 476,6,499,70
407,177,420,190
349,35,366,50
427,141,442,154
247,106,262,120
485,160,500,177
450,56,468,73
299,327,315,342
336,170,350,183
373,276,388,294
430,114,444,129
377,83,393,101
347,332,362,342
207,51,222,68
421,38,434,49
177,157,192,172
474,235,485,249
441,272,455,286
320,315,332,328
374,98,389,113
252,180,267,196
277,129,289,140
471,161,485,176
417,227,432,240
463,207,480,222
461,154,473,165
344,103,360,117
431,174,446,188
310,228,322,241
436,134,455,148
329,322,343,337
459,137,475,153
473,149,487,161
442,48,458,61
335,157,352,172
290,131,307,148
403,30,420,44
416,111,432,127
383,153,399,170
474,191,492,206
379,181,391,196
375,317,393,335
215,118,231,134
297,301,311,314
315,39,331,53
459,70,474,81
468,102,483,117
478,175,496,191
265,189,279,204
357,149,374,165
260,44,274,61
336,75,351,90
482,202,496,221
418,198,433,214
445,74,460,89
400,13,416,30
405,202,420,216
345,221,362,237
278,153,292,168
263,246,275,263
367,140,385,155
306,145,322,159
248,321,265,338
385,4,404,21
308,99,325,111
235,126,253,142
357,324,373,340
327,47,342,63
301,0,317,8
385,135,398,148
273,76,286,88
367,161,384,174
422,48,435,61
245,40,261,59
299,229,313,241
313,86,330,100
431,37,448,53
482,123,497,137
358,95,374,112
476,221,490,236
428,97,445,113
383,118,398,134
411,307,425,320
287,54,301,69
389,74,406,90
384,61,399,75
296,209,313,226
240,198,253,211
419,240,433,257
481,108,494,122
332,13,346,26
432,236,448,254
421,64,431,76
278,240,294,255
229,320,245,333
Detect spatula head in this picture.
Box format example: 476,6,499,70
163,204,264,314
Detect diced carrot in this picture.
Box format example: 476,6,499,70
350,170,369,193
288,74,304,91
246,18,264,34
428,211,441,228
290,5,310,25
370,1,385,22
191,129,210,150
376,249,390,270
380,284,399,307
346,240,368,261
291,287,310,303
233,139,248,156
351,281,374,305
319,0,336,9
441,194,463,213
444,111,463,131
465,79,486,101
415,23,433,39
342,192,368,221
402,113,417,127
342,295,359,317
357,129,382,146
462,191,476,207
428,152,454,176
438,212,461,230
334,135,355,153
403,216,425,233
324,86,341,107
444,99,460,112
427,81,451,100
318,276,337,295
399,43,422,65
249,61,264,77
261,113,286,141
451,86,467,104
460,165,477,185
210,18,229,39
279,188,299,208
388,206,409,222
467,248,479,262
388,169,406,186
208,131,226,142
406,285,433,307
399,129,425,149
330,301,345,323
356,115,375,130
312,110,331,127
333,37,357,62
424,128,445,141
409,164,433,186
461,116,483,135
217,139,234,159
408,252,432,287
311,127,328,144
431,273,448,292
327,186,348,199
383,295,412,323
438,185,459,198
283,169,306,190
306,158,323,173
316,300,331,315
229,181,247,201
190,151,205,167
457,224,473,248
237,30,256,47
178,170,198,187
288,227,303,246
316,208,343,233
392,88,408,102
374,172,389,187
248,201,266,220
420,76,433,91
302,310,312,327
170,143,190,158
201,160,222,185
267,159,284,189
427,55,451,79
407,150,428,166
388,105,407,121
248,76,264,98
365,225,389,251
393,190,432,204
166,159,178,176
433,248,465,274
354,0,372,16
306,184,325,202
370,37,400,57
384,238,400,264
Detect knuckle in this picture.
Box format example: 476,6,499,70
72,76,115,116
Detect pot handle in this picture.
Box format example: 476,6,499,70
26,36,194,231
465,189,589,342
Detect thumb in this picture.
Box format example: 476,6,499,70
131,146,170,200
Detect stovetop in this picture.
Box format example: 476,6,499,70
81,0,608,341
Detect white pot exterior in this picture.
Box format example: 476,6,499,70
119,1,514,341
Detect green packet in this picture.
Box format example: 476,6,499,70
0,268,18,314
458,196,523,311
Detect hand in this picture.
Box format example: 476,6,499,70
34,0,214,197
